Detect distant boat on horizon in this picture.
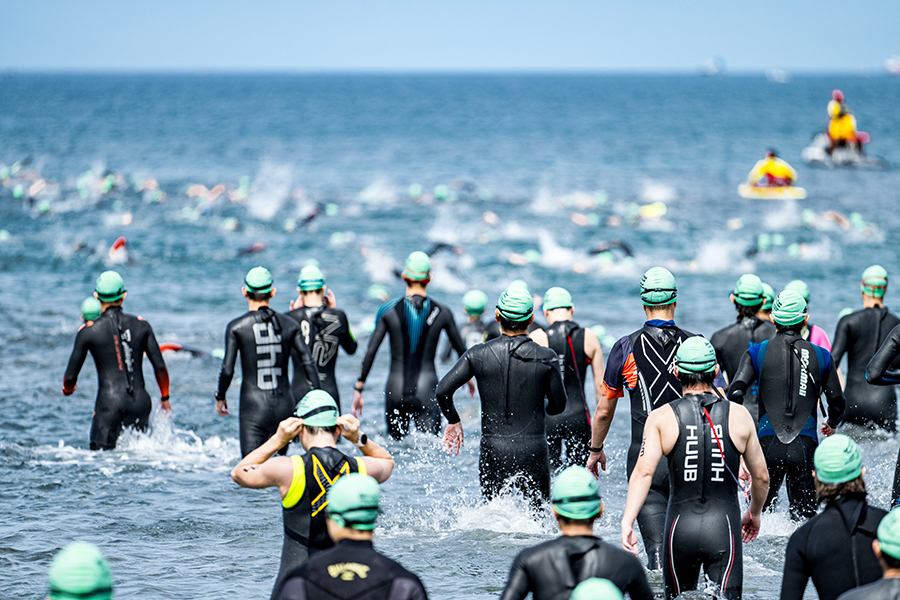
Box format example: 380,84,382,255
700,56,726,76
887,56,900,76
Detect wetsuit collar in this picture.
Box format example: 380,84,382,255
336,538,375,548
645,319,676,328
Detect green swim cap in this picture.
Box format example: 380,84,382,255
861,265,888,297
295,390,339,427
543,287,573,311
94,271,125,302
733,274,765,306
551,466,601,520
640,267,677,306
244,266,274,294
772,290,808,326
784,280,811,303
878,508,900,560
813,434,862,485
297,265,325,291
326,473,380,530
497,286,534,322
570,578,623,600
81,297,101,321
676,336,717,374
402,251,431,281
838,307,854,320
761,283,775,311
48,542,113,600
462,290,488,316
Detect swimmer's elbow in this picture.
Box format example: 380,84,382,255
374,458,395,483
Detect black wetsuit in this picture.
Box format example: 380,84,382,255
602,319,695,569
63,307,169,450
866,323,900,505
499,535,654,600
710,315,775,426
358,295,466,439
275,539,428,600
664,392,743,600
838,578,900,600
832,307,900,430
217,307,321,457
276,447,366,598
286,305,357,411
440,319,487,362
435,335,566,504
485,319,544,340
544,320,593,470
730,330,845,520
780,492,886,600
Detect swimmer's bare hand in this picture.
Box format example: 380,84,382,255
324,289,337,309
821,421,836,436
159,399,172,414
216,399,230,416
337,415,361,444
586,449,607,476
741,509,761,543
289,293,303,311
441,423,464,456
275,417,304,446
621,525,639,555
466,379,476,397
739,458,751,484
351,390,364,418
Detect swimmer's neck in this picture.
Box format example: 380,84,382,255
302,291,326,307
467,315,482,323
642,306,676,321
301,432,339,450
544,307,574,326
862,295,884,309
501,329,530,337
682,384,714,395
247,299,271,311
405,283,428,297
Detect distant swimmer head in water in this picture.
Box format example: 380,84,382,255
80,297,101,322
570,578,624,600
496,285,534,332
772,290,808,327
640,266,677,307
94,270,126,305
861,264,888,298
243,266,275,303
784,280,811,304
462,290,488,317
402,251,431,283
675,336,718,375
48,541,114,600
551,466,602,520
326,473,381,531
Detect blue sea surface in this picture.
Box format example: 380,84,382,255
1,74,899,599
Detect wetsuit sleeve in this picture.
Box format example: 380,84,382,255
62,328,90,394
819,352,845,428
388,577,429,600
435,352,475,424
544,355,567,416
866,324,900,385
338,312,358,356
830,316,849,366
216,322,239,399
291,328,321,390
600,337,630,399
727,350,758,403
443,312,467,358
624,556,655,600
144,325,170,399
780,529,812,600
498,553,531,600
358,313,388,383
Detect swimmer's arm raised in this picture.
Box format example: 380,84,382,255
337,415,394,483
231,417,303,497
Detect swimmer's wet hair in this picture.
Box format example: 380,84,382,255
774,322,804,334
557,515,597,527
814,473,865,506
676,370,716,388
882,551,900,570
247,291,273,302
499,315,530,332
736,302,763,318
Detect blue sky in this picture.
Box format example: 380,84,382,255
1,0,898,72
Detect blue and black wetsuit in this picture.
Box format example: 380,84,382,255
710,315,775,426
63,306,169,450
286,305,357,412
730,329,845,520
217,307,321,457
358,295,466,439
544,320,593,470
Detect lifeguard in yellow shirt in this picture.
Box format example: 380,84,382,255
746,150,797,187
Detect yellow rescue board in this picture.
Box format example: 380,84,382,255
737,183,808,200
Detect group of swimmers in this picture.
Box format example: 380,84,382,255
57,250,900,599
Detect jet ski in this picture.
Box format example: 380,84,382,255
801,133,887,169
738,183,807,200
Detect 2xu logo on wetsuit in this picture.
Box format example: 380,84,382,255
300,313,343,368
683,424,726,483
253,322,282,390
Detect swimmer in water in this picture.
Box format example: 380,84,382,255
441,289,489,362
231,391,394,599
500,466,653,600
784,280,832,351
62,271,171,450
216,267,321,457
530,287,605,470
47,542,114,600
757,282,775,322
354,251,468,439
710,274,775,427
622,337,769,600
437,286,567,505
729,291,845,521
832,265,900,431
781,435,887,600
837,509,900,600
286,266,357,412
587,267,698,569
273,473,428,600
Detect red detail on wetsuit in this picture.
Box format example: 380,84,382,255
155,367,170,399
159,343,183,353
112,335,124,371
668,516,680,595
722,521,735,590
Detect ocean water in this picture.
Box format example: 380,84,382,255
1,73,900,599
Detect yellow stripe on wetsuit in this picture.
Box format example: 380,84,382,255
282,454,367,510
